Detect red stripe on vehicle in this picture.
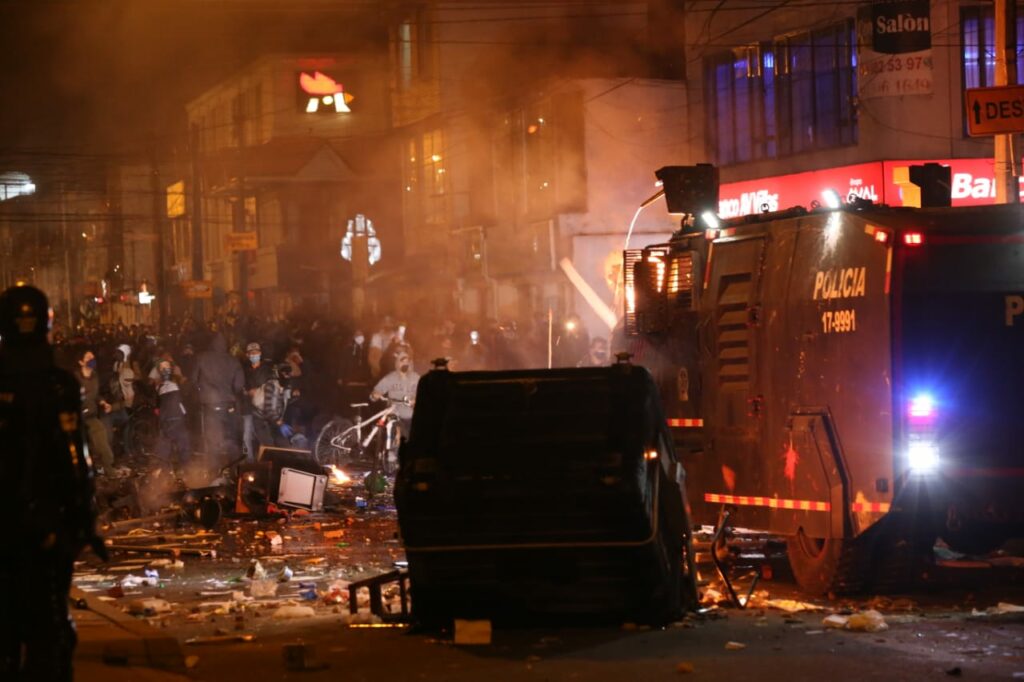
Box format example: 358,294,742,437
884,246,893,295
667,418,704,428
704,493,830,512
851,502,891,513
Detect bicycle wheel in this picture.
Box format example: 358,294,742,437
125,412,159,458
314,417,355,466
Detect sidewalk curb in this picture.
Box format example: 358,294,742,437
71,587,187,673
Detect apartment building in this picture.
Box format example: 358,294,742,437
684,0,1021,214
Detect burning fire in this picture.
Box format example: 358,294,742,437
328,465,351,485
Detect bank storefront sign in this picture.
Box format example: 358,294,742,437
857,0,933,99
718,158,1024,219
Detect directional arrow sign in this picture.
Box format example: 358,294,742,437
965,86,1024,136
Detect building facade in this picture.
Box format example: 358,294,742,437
685,0,1022,213
384,0,692,338
176,49,398,322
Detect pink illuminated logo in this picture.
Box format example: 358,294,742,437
298,71,353,113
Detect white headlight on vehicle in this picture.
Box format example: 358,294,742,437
907,440,940,474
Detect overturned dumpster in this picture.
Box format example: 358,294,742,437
396,361,697,626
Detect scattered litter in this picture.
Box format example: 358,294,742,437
247,560,267,580
823,614,849,629
454,619,492,645
250,579,278,598
127,598,172,616
120,575,146,588
675,662,695,674
970,603,1024,621
764,598,824,613
185,634,255,645
344,611,383,626
278,566,294,583
185,655,200,669
724,641,746,651
823,610,888,632
272,604,316,619
266,531,283,547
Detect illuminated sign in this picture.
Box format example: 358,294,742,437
298,71,354,114
964,86,1024,136
0,172,36,201
224,231,258,252
718,158,1024,218
340,214,381,265
166,180,186,218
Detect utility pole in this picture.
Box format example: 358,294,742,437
149,148,169,333
232,102,249,317
190,123,206,322
995,0,1019,203
60,184,73,330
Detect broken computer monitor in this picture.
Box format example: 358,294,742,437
277,467,327,512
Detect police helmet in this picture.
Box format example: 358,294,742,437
0,285,52,346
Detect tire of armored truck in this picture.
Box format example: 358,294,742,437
785,529,873,596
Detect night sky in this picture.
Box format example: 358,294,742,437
0,0,383,157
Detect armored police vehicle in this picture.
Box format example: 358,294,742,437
624,197,1024,594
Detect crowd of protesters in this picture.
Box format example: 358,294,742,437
50,305,610,477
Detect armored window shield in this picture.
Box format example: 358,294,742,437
623,249,643,336
637,247,670,333
625,247,698,336
668,251,697,310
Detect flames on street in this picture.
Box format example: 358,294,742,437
328,465,351,485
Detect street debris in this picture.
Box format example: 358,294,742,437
185,634,255,645
724,641,747,650
272,604,317,619
675,661,695,674
823,610,889,632
969,602,1024,621
762,598,824,613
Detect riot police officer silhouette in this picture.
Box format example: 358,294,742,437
0,285,105,681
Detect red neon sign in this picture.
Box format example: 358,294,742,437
298,71,353,114
718,158,1024,218
300,71,344,96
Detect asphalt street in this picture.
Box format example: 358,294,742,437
71,481,1024,681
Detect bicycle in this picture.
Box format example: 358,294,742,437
122,399,160,461
314,396,407,494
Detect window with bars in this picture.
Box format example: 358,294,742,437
401,129,450,253
705,19,857,165
960,5,1024,91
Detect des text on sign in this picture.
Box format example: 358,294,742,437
965,86,1024,136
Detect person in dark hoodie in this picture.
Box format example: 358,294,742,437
188,332,244,470
0,285,105,681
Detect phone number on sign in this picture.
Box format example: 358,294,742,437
860,55,933,75
821,309,857,334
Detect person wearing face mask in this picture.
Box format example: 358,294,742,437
155,359,190,467
577,337,610,368
370,350,420,448
241,342,275,461
74,347,114,474
338,329,371,416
